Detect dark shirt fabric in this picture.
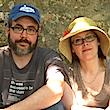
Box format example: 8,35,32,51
0,46,64,108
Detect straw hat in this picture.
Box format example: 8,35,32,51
59,17,110,63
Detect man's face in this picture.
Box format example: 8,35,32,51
6,16,40,56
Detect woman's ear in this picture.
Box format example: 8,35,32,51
72,48,75,53
98,41,100,46
6,26,10,38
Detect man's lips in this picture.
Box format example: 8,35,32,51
15,39,31,45
17,42,30,47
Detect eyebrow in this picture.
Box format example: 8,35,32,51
13,24,23,27
12,24,38,29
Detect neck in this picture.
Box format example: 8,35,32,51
80,57,100,75
11,51,33,69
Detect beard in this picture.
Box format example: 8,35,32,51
8,34,37,56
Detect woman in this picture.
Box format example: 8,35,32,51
59,17,110,110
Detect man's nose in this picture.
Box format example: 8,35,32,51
21,29,28,37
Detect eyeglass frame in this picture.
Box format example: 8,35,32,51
10,24,39,35
71,34,97,46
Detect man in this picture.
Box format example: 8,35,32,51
0,4,65,110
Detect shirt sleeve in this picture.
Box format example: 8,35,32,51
44,50,65,82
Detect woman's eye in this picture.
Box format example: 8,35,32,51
87,35,92,39
75,39,81,42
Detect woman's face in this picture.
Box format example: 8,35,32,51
71,31,100,61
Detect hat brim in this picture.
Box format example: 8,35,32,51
59,26,110,63
12,12,40,24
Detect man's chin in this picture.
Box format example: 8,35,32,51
18,47,29,51
14,50,31,56
12,46,31,55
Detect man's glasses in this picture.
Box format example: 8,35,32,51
11,25,39,35
71,34,97,46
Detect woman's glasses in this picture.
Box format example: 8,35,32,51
71,34,97,46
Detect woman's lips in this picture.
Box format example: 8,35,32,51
82,48,92,52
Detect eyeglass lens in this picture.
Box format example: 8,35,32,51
11,24,38,35
72,35,96,45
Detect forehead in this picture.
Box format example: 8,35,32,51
71,30,95,40
11,16,38,27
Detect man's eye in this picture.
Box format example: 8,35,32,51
15,26,22,30
28,27,36,32
29,28,34,31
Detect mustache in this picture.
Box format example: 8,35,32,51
15,38,31,45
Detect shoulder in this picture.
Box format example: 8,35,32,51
106,59,110,65
105,59,110,71
64,63,74,73
37,47,58,54
0,46,9,52
0,46,10,56
105,59,110,77
64,64,74,78
0,46,10,69
36,47,61,58
64,62,79,82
